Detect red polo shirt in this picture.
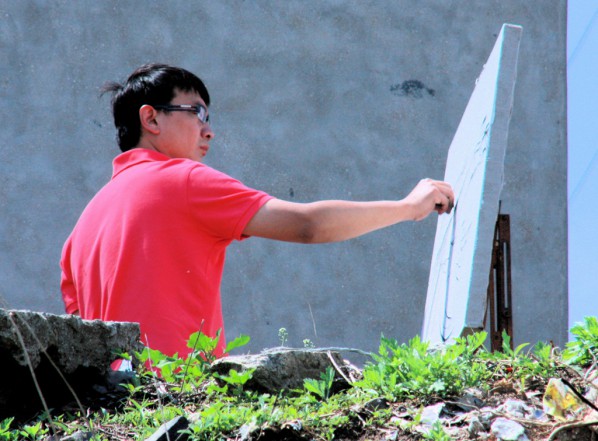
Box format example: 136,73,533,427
60,148,272,358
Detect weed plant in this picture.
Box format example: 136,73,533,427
357,332,490,400
563,316,598,367
1,318,596,440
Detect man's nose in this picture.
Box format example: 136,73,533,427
202,124,214,140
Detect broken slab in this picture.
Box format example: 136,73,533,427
210,347,350,394
0,309,142,420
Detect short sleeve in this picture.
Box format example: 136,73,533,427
186,165,273,240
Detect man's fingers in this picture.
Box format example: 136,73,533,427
434,196,454,214
432,180,454,213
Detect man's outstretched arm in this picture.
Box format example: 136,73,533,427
243,178,454,244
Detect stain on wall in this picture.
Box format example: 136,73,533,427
390,80,436,98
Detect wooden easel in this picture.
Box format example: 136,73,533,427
486,211,513,351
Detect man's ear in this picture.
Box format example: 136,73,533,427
139,105,160,135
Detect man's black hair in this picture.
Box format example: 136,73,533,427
102,63,210,152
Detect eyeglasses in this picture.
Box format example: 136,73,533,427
153,104,209,124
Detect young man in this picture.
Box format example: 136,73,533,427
60,64,454,358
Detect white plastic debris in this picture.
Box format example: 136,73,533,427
491,417,529,441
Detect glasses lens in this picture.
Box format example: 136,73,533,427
197,106,208,123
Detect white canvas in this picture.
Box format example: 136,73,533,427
422,24,522,345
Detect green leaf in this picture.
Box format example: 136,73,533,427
0,417,14,435
215,368,254,386
513,342,530,357
225,334,251,353
304,379,325,399
187,329,220,353
206,382,228,395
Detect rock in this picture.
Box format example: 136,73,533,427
238,424,253,441
0,309,142,420
385,431,399,441
455,388,486,411
479,408,497,428
209,348,349,393
420,402,445,427
364,397,390,412
491,417,529,441
60,431,95,441
501,398,533,418
144,416,189,441
468,414,486,437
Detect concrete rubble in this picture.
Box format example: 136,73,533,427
0,309,142,420
210,347,351,393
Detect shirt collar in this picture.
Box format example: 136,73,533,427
112,148,170,178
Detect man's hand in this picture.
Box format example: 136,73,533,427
402,178,455,221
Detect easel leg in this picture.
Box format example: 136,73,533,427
487,214,513,351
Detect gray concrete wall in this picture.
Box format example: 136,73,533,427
0,1,567,355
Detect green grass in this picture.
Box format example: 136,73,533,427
2,317,597,440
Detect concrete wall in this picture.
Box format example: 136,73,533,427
0,1,567,355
